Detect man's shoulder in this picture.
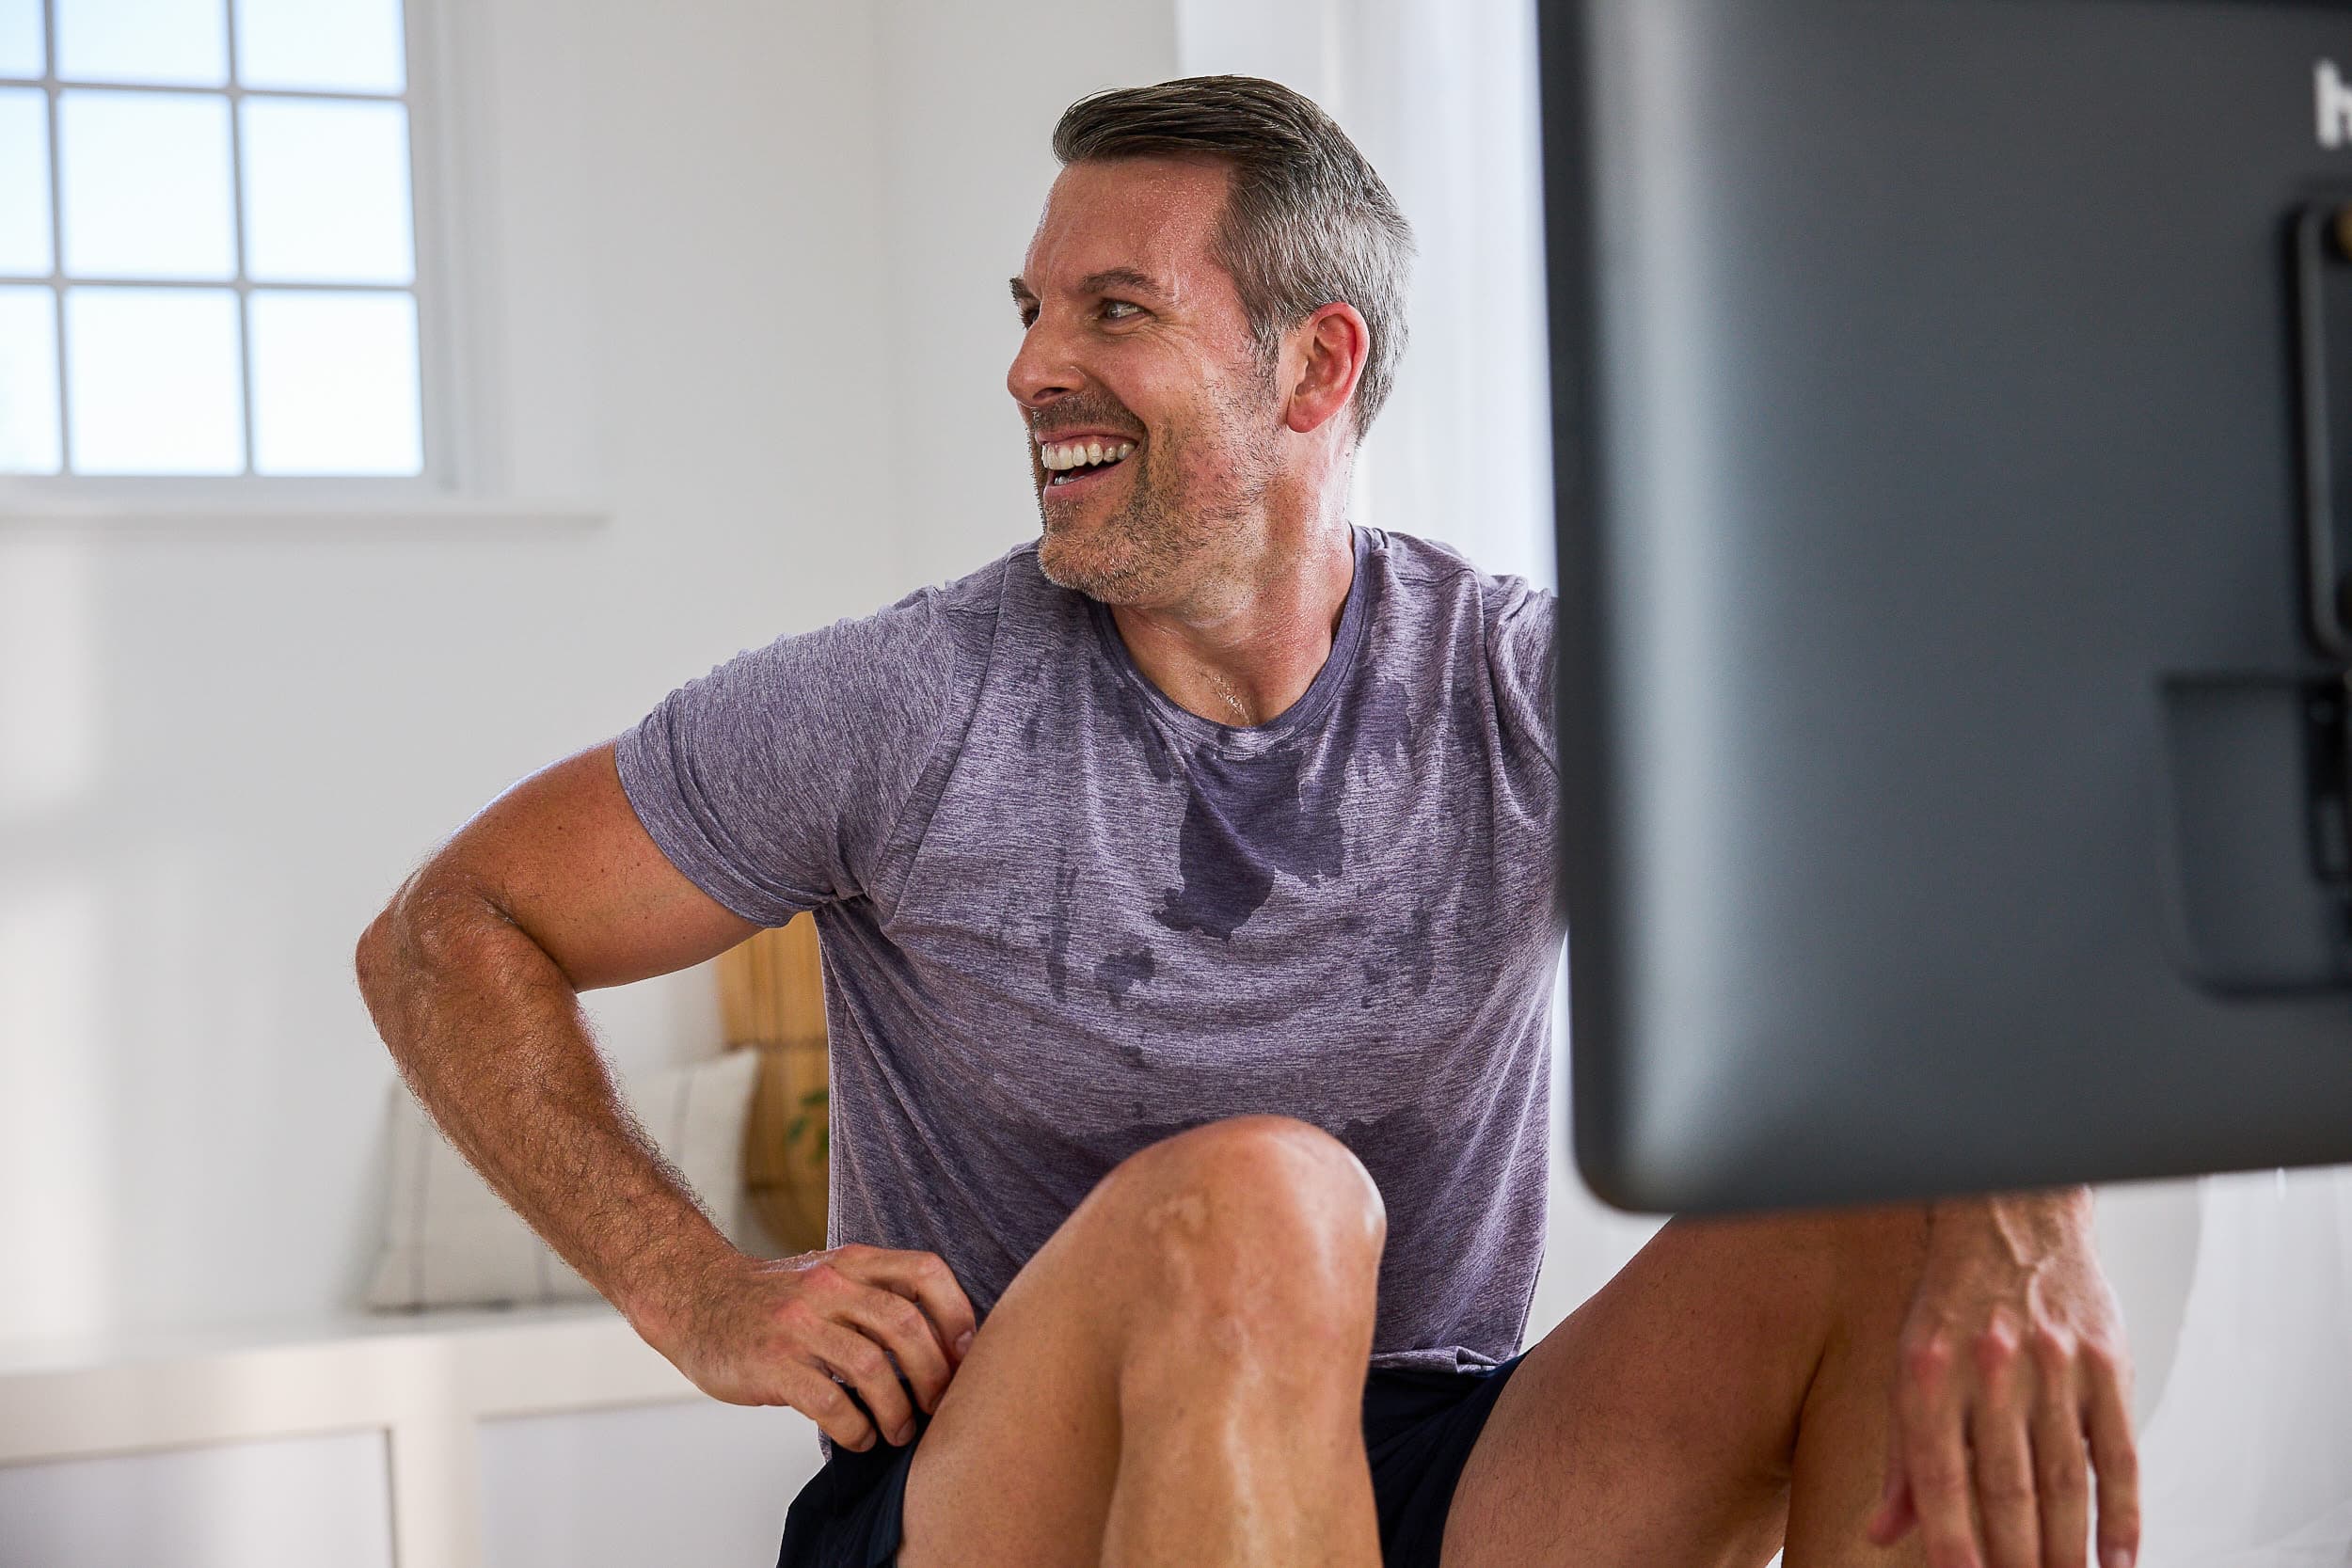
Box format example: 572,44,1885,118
1361,530,1554,756
835,541,1052,672
1364,528,1556,631
875,540,1035,625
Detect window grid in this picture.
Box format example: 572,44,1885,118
3,0,422,479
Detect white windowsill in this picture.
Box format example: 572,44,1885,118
0,496,610,531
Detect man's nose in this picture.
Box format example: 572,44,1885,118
1007,315,1081,410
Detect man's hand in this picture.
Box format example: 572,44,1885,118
637,1243,980,1453
1867,1189,2138,1568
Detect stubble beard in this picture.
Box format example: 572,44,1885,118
1038,438,1214,604
1036,391,1278,607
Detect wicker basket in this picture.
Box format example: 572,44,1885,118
717,913,829,1255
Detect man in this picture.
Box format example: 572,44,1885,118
356,77,2138,1568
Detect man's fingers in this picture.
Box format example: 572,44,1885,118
1968,1323,2043,1568
809,1317,922,1448
1898,1333,1984,1568
2084,1353,2140,1568
1970,1397,2042,1568
2029,1368,2090,1568
782,1362,878,1453
841,1279,956,1415
843,1244,980,1366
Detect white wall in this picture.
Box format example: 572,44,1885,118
0,0,916,1339
870,0,1181,589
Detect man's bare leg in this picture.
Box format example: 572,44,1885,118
896,1115,1387,1568
1442,1204,1933,1568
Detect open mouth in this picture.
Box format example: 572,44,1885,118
1040,436,1137,492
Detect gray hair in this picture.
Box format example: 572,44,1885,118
1051,76,1416,440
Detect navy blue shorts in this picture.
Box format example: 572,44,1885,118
775,1351,1527,1568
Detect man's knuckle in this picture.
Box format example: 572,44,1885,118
2038,1452,2087,1494
2078,1337,2124,1381
1902,1333,1956,1384
1974,1331,2020,1380
2026,1324,2074,1372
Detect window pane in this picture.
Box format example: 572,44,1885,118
240,98,412,285
235,0,404,95
56,0,226,87
0,286,59,471
59,89,235,279
249,289,420,475
0,87,50,276
66,286,243,473
0,0,42,78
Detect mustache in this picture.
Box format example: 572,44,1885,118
1026,400,1144,444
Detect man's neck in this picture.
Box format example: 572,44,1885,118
1107,522,1357,730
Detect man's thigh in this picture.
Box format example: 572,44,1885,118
893,1195,1127,1568
1440,1205,1927,1568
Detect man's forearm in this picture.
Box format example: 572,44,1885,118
354,875,739,1342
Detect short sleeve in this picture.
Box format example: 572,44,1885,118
613,587,961,927
1486,577,1557,776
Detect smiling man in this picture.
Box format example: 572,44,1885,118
356,77,2138,1568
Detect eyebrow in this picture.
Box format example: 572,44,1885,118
1009,267,1170,308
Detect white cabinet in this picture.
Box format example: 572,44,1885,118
0,1307,823,1568
0,1431,396,1568
481,1401,818,1568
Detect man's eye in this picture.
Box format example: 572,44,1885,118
1100,300,1141,321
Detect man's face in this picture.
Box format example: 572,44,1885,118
1009,157,1286,605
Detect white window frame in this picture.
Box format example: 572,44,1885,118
0,0,514,517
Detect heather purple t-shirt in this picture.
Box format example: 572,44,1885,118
616,525,1562,1377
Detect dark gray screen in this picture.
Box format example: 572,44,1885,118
1542,0,2352,1210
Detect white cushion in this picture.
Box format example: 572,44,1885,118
365,1050,762,1311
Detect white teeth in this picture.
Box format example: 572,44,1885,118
1038,437,1136,474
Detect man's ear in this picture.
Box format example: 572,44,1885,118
1283,303,1371,436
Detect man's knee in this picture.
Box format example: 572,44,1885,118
1094,1115,1386,1336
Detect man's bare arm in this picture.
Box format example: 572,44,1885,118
352,741,974,1450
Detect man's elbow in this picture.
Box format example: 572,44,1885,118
354,871,540,1012
353,870,463,1011
353,875,421,1019
353,903,397,1005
